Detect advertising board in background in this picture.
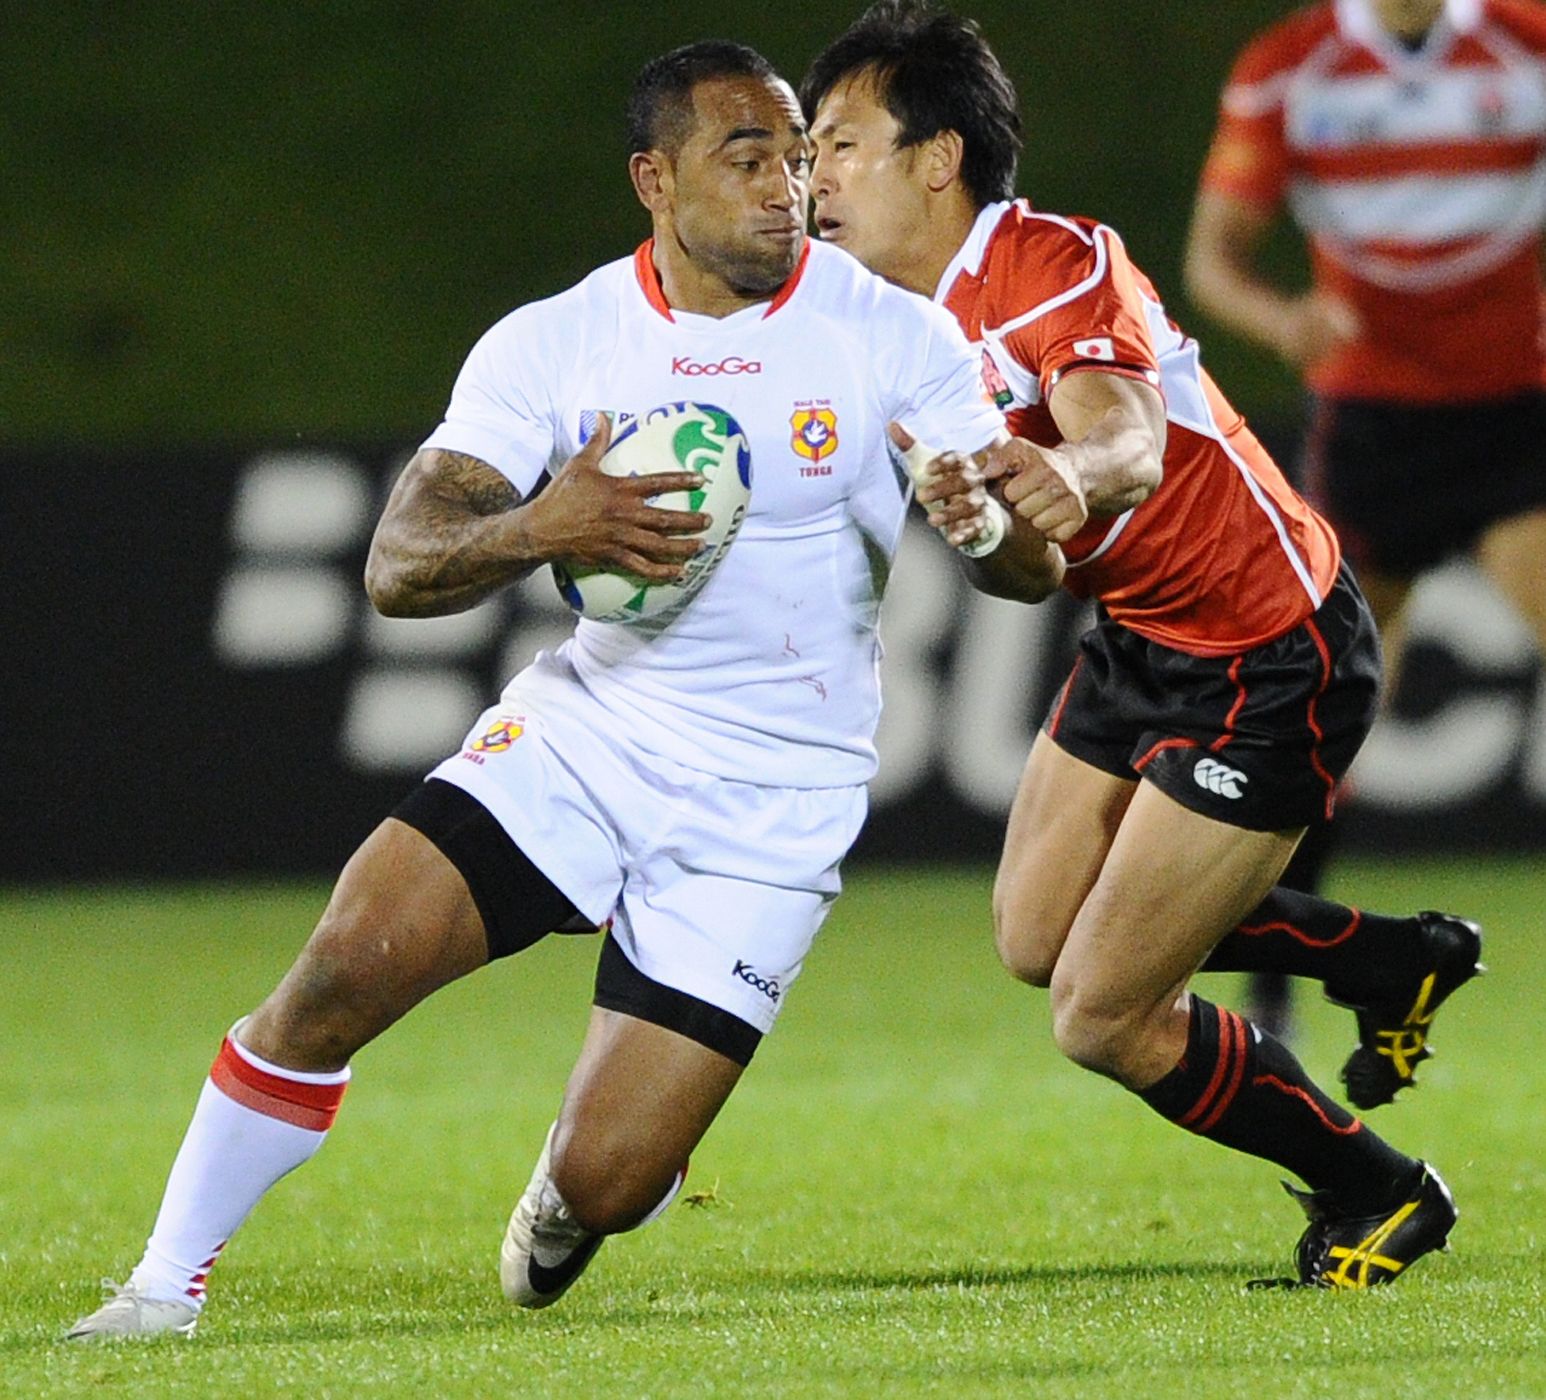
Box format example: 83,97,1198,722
7,443,1542,882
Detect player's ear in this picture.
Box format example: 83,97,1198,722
924,129,965,194
630,150,673,213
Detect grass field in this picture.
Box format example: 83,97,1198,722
3,857,1543,1398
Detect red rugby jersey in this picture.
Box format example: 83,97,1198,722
1200,0,1546,404
937,200,1341,656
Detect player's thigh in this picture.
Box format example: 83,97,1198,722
548,773,860,1232
1064,570,1380,1034
551,1006,744,1233
1050,781,1300,1079
993,731,1136,985
553,864,827,1232
1475,506,1546,646
246,816,491,1067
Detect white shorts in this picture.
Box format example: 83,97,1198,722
427,651,869,1036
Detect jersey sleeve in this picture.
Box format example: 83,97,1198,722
998,224,1161,403
1197,28,1293,211
419,303,561,495
887,299,1004,454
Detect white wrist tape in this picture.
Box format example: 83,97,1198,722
900,436,1008,558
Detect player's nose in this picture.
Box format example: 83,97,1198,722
768,166,802,212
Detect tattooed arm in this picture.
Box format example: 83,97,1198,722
365,418,710,618
365,449,533,617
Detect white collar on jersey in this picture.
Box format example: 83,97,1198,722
932,199,1015,304
1335,0,1483,62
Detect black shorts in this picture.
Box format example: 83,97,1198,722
1042,565,1381,831
390,778,762,1065
1304,391,1546,578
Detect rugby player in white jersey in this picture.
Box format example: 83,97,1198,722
65,41,1035,1339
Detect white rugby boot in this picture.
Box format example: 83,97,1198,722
66,1280,198,1341
500,1124,685,1309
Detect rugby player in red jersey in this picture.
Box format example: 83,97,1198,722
1186,0,1546,676
804,1,1483,1288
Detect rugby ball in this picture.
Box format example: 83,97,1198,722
553,401,753,623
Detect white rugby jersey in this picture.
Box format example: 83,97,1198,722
421,239,1002,787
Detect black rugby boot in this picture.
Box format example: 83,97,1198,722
1261,1162,1457,1290
1327,912,1484,1110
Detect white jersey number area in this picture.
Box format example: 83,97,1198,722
420,240,1002,789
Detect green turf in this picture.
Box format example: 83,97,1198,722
3,858,1543,1397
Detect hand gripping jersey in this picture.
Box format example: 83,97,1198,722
937,200,1340,656
1201,0,1546,404
422,239,1003,788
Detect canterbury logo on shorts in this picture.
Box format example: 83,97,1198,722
1194,756,1249,799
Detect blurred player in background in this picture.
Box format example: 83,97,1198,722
805,0,1482,1288
1185,0,1546,1027
67,40,1016,1339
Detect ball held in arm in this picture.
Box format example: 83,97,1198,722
553,401,753,622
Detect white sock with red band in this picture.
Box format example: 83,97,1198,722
127,1023,350,1307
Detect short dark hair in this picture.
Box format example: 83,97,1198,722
627,41,780,157
800,1,1021,207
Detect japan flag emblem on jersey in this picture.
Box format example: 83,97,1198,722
1072,337,1116,361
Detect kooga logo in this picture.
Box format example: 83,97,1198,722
672,355,762,376
733,959,781,1002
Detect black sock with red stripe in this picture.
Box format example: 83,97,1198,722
1138,996,1418,1212
1199,887,1425,1003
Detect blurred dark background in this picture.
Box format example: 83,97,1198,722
2,1,1310,447
5,2,1542,880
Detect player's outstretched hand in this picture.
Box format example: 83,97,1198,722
889,422,1006,553
992,436,1089,543
526,413,711,581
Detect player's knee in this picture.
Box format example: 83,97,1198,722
992,898,1058,987
1049,981,1144,1080
995,931,1056,986
549,1133,675,1236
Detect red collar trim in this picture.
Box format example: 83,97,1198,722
632,238,811,323
634,240,676,322
760,239,810,319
